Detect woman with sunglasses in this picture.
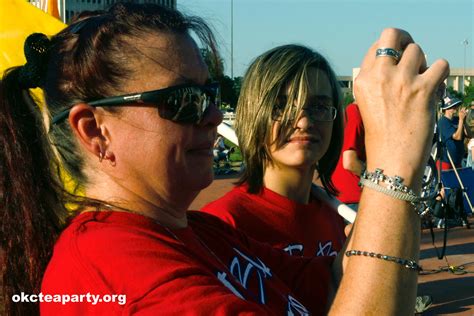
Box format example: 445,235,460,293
202,45,347,259
0,2,448,315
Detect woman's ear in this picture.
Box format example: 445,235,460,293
68,104,107,158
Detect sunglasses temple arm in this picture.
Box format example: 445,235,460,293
51,110,71,125
88,95,140,107
51,95,136,125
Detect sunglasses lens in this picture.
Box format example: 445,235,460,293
158,85,218,124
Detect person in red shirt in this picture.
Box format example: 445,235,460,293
0,2,449,314
202,45,346,257
331,103,366,210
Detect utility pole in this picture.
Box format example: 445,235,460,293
462,39,469,95
231,0,234,79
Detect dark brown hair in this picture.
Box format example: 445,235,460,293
0,3,219,315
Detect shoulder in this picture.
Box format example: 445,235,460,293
200,185,254,223
43,212,199,299
438,116,454,130
311,186,345,220
42,213,268,314
310,192,339,218
439,116,452,125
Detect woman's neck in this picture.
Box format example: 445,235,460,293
84,180,194,229
263,164,315,204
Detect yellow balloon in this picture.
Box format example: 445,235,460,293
0,0,65,72
0,0,65,110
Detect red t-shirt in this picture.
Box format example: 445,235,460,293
201,184,346,257
41,211,333,315
331,103,366,204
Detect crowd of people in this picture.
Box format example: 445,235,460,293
0,2,457,315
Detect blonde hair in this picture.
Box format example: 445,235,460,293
235,44,343,194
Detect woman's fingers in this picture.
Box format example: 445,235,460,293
374,28,413,66
344,224,353,237
420,59,450,94
360,28,414,71
398,43,427,75
435,82,447,101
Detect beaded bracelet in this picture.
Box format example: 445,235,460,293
345,250,422,272
359,168,429,216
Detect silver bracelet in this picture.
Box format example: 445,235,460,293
359,168,428,216
345,250,422,271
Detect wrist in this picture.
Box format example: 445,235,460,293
365,146,430,193
365,163,424,193
359,168,430,216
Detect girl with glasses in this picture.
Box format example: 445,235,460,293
202,45,346,264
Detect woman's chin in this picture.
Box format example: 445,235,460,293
186,167,215,191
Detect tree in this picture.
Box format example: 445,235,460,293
219,75,238,109
343,92,354,108
463,80,473,107
447,86,463,100
201,48,242,110
201,48,224,80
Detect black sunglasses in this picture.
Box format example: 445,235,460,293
51,82,220,125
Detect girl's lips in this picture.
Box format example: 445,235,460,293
288,135,319,143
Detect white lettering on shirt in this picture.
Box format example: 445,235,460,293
287,294,310,316
316,241,337,257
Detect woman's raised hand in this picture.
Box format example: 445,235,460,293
354,28,449,190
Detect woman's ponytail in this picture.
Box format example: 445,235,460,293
0,34,66,315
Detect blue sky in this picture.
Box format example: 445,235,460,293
178,0,473,77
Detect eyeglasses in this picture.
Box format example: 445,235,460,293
51,82,220,125
271,98,337,123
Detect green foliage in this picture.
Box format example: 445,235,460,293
343,92,354,108
463,80,473,107
447,86,463,100
233,76,242,97
201,48,224,79
224,138,242,162
219,75,238,108
201,48,242,109
446,81,474,108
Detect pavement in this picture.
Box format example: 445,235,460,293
191,173,474,315
418,220,474,315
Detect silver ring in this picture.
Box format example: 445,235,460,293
375,48,402,62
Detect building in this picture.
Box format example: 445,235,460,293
444,68,474,93
67,0,176,22
30,0,176,23
337,75,354,97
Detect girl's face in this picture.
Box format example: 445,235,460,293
267,68,334,171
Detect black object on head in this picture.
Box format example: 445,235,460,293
18,33,51,89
